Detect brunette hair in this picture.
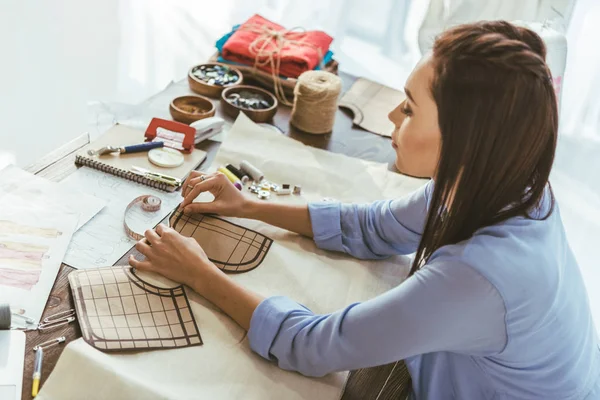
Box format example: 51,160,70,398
410,21,558,275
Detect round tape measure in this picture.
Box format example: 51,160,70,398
124,195,162,241
148,147,185,168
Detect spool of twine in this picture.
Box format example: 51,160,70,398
0,303,11,330
290,71,342,134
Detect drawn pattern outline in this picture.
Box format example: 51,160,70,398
169,211,273,273
69,266,202,352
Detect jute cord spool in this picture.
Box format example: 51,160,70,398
290,71,342,134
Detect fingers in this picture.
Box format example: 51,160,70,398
144,229,160,246
182,171,216,198
155,223,167,236
135,238,153,258
182,171,205,198
128,255,153,271
180,176,222,209
155,223,181,243
155,224,175,239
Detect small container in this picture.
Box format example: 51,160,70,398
169,95,216,124
221,85,278,123
188,63,243,98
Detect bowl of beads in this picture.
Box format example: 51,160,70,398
188,63,243,98
169,95,216,124
221,85,278,123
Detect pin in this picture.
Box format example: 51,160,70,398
33,336,66,351
38,317,76,331
38,309,76,331
12,312,35,325
42,309,75,324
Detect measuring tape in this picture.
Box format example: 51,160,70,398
124,195,162,241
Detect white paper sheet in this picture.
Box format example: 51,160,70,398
39,114,427,400
0,165,106,231
0,165,102,326
61,167,183,269
0,203,77,326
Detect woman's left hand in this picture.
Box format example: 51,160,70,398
128,224,220,293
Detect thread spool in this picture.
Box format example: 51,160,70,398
240,160,264,182
225,164,250,184
290,71,342,134
0,303,11,330
225,164,246,180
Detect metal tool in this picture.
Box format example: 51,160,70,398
130,166,182,186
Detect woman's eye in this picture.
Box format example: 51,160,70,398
400,106,413,116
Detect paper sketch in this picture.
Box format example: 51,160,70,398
0,239,54,290
0,220,61,239
0,165,106,231
0,241,50,266
69,265,202,351
0,210,76,326
0,268,41,291
61,167,182,269
169,210,273,273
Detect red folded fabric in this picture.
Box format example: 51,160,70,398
221,14,333,79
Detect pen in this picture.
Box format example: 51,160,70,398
32,347,43,398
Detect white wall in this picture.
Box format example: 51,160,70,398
0,0,122,167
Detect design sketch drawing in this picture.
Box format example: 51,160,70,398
0,221,60,291
0,220,62,239
62,167,181,269
169,211,273,273
69,265,203,352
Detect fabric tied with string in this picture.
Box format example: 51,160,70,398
222,14,333,104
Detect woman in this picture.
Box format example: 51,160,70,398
130,21,600,398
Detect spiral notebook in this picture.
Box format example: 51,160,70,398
75,124,207,192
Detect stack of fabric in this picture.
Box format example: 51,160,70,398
215,14,336,80
210,14,338,102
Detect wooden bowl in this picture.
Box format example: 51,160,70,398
188,63,243,98
169,95,216,124
220,85,278,123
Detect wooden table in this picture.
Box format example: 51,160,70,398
22,71,419,399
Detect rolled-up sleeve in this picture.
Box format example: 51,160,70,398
247,259,507,377
308,180,433,259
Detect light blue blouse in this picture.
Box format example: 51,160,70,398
247,181,600,399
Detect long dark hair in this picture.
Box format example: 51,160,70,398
410,21,558,275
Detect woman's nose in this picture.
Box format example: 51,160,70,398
388,100,407,127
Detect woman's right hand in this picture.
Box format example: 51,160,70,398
179,171,250,217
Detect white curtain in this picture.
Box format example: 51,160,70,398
417,0,574,52
115,0,425,98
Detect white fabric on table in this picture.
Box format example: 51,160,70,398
37,113,426,400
